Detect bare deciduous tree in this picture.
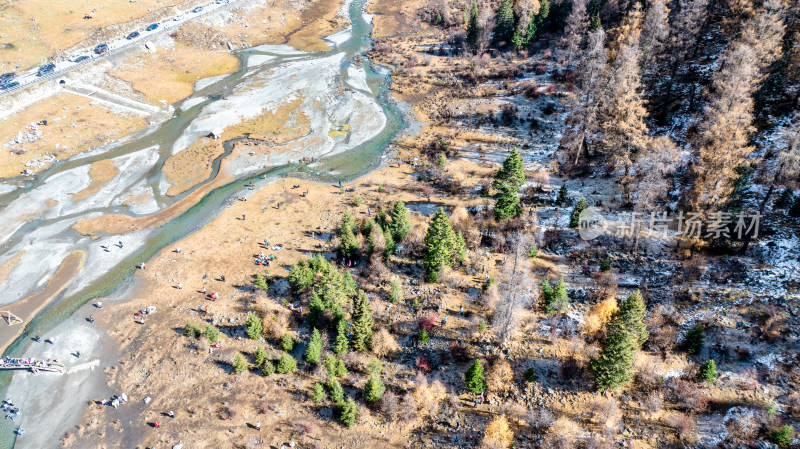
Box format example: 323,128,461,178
559,0,589,59
560,29,607,168
492,233,536,346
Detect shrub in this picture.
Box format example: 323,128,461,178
184,322,201,339
372,328,400,357
599,256,611,272
261,360,275,376
339,398,359,427
770,425,794,446
419,329,430,344
388,277,403,302
415,355,433,373
482,415,514,448
203,325,220,343
233,353,248,374
276,353,297,374
281,333,295,352
487,359,514,393
418,312,438,332
542,278,569,314
465,360,486,394
698,359,718,383
328,380,345,404
311,382,326,403
528,244,539,259
524,366,537,383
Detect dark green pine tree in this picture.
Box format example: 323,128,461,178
254,345,268,367
589,318,637,393
698,359,718,383
339,397,359,428
493,147,526,190
350,290,373,352
493,0,516,45
424,208,457,282
569,197,587,228
466,2,481,51
495,183,522,220
383,225,396,260
615,290,648,347
390,200,411,242
589,290,647,392
363,374,386,403
512,26,524,50
308,290,325,327
791,196,800,217
454,231,467,264
493,147,526,221
464,359,487,394
305,328,323,365
337,212,360,261
333,316,349,354
523,12,537,46
233,353,248,374
537,0,550,28
775,188,792,209
245,312,263,340
557,184,568,205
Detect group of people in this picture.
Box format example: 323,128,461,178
3,399,19,421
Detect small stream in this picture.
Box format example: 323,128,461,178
0,0,404,446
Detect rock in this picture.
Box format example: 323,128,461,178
143,396,151,404
172,443,183,449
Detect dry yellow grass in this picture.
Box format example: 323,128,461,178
110,45,239,104
226,97,310,144
162,137,225,197
161,97,310,197
285,0,348,51
72,159,119,201
0,0,183,71
0,93,147,179
0,251,26,285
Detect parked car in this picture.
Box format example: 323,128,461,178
0,72,15,82
216,0,227,4
73,55,90,63
192,6,203,13
126,31,140,40
145,23,158,31
0,81,19,90
94,43,109,54
36,63,55,76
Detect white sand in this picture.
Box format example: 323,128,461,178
246,54,276,68
179,96,207,111
7,312,108,449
